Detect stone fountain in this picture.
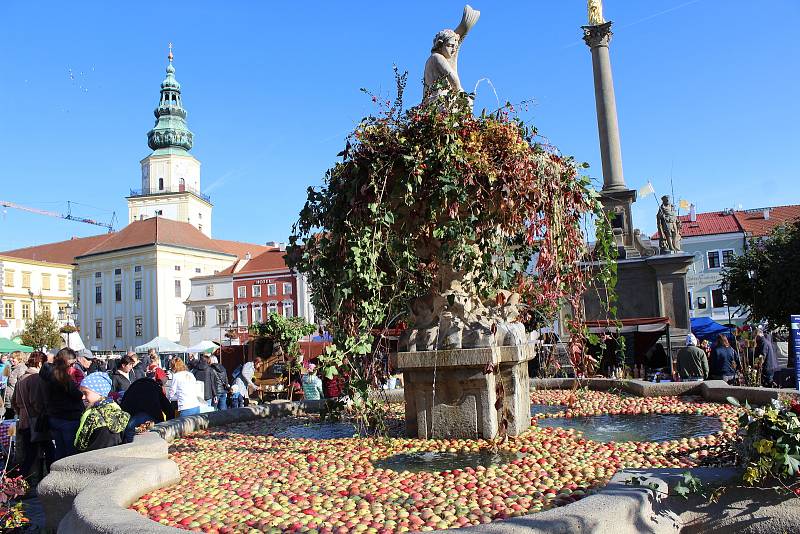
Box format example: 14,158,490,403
393,5,535,440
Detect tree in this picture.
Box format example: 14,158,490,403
20,312,62,351
722,220,800,330
248,313,316,358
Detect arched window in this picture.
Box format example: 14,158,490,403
158,178,164,190
179,177,185,192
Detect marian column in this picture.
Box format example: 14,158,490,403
583,21,625,192
582,1,641,256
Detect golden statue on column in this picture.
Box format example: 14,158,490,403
588,0,606,26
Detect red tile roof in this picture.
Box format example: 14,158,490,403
77,217,235,257
652,210,741,239
1,217,269,265
733,205,800,237
211,238,271,259
0,234,112,265
218,247,289,276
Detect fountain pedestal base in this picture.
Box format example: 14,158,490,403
393,344,534,439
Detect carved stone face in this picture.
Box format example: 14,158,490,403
440,36,458,59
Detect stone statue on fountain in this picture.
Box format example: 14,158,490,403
422,5,480,105
401,5,529,353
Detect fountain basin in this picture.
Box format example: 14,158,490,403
373,449,522,473
535,413,722,442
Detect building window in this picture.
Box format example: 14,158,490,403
174,265,181,271
198,224,203,232
76,290,80,305
198,212,202,219
22,272,31,288
711,288,726,309
267,283,277,296
158,178,164,190
267,301,278,316
114,268,122,275
253,305,263,324
95,272,102,278
41,273,51,290
175,317,182,335
76,279,80,286
237,307,248,326
195,267,201,273
115,318,123,338
206,285,215,297
282,301,294,317
134,265,142,273
42,303,51,317
283,282,292,295
707,251,720,269
115,282,122,302
95,320,102,339
135,280,142,300
252,284,262,297
4,302,14,319
135,317,143,337
174,279,181,298
697,296,707,310
687,291,694,310
95,285,102,304
237,286,246,298
194,308,206,327
21,302,30,320
722,249,735,267
216,306,230,325
3,270,13,287
707,249,735,270
58,276,66,291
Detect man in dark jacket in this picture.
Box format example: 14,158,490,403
677,334,709,380
756,329,779,386
111,355,136,397
209,356,230,410
191,355,215,406
130,352,148,382
120,377,176,442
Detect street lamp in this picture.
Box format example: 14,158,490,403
747,269,757,322
27,288,36,317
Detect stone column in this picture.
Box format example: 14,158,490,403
583,22,626,193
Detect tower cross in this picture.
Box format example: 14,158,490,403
168,42,173,62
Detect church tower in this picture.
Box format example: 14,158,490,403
127,45,213,236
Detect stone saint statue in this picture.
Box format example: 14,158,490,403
423,5,480,105
588,0,606,26
657,195,682,253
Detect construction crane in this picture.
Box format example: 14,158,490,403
0,200,116,233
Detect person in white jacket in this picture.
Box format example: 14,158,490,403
168,358,202,416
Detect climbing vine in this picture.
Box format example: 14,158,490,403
287,73,617,429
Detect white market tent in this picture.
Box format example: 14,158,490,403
186,340,217,353
134,336,188,354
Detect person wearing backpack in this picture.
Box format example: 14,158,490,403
209,356,230,410
191,355,215,407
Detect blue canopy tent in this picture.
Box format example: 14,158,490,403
690,317,732,343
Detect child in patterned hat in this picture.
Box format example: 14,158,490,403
74,372,130,453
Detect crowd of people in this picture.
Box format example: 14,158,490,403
676,328,780,385
0,347,279,492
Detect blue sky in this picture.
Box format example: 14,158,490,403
1,1,798,251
